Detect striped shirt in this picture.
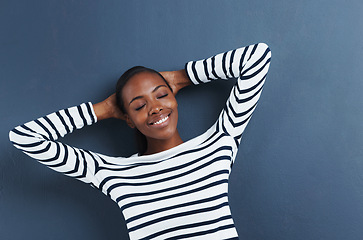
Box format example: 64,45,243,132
9,43,271,240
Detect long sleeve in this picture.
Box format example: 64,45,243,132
9,102,101,187
185,43,271,147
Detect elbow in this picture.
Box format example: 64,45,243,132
258,42,269,49
258,42,271,55
9,127,24,146
9,128,17,145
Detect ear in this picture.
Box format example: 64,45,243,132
124,114,135,128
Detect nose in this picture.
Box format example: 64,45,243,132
149,104,163,115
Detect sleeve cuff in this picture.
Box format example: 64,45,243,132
185,61,201,85
87,102,98,124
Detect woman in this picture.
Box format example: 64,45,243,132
9,43,271,240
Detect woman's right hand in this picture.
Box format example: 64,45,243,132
93,93,125,121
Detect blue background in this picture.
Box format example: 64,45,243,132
1,1,363,239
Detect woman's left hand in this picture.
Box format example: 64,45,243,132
160,70,191,95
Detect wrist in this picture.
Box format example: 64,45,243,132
93,101,111,121
174,70,192,93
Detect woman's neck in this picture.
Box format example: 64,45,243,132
143,130,183,155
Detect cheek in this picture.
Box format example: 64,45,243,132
131,112,146,125
126,111,144,128
166,97,178,109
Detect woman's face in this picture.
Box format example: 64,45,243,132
122,71,179,142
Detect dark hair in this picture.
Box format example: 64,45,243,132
115,66,172,155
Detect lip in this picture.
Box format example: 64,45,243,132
148,112,171,127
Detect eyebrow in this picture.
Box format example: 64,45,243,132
129,85,167,105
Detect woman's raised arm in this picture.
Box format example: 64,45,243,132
9,102,104,187
184,43,271,146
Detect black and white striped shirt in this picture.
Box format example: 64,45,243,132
9,43,271,240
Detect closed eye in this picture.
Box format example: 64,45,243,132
135,104,145,111
157,94,168,99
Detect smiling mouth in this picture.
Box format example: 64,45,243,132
150,114,170,125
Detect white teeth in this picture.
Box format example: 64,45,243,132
153,116,169,125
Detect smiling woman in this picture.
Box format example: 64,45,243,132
120,70,183,155
9,43,271,240
110,66,185,155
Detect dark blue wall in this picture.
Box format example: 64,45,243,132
1,1,363,239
